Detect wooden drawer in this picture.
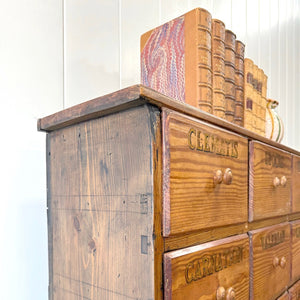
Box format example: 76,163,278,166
249,141,291,221
289,279,300,299
162,109,248,236
249,223,291,300
164,234,249,299
292,155,300,213
291,220,300,283
277,292,289,300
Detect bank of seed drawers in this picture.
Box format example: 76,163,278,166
162,109,300,299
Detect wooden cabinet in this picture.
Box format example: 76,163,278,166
292,155,300,213
289,279,300,299
249,141,291,221
291,220,300,283
38,85,300,299
162,109,248,236
249,223,290,299
164,234,249,299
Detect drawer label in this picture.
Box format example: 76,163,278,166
185,246,243,284
188,128,239,158
264,152,285,168
260,230,285,249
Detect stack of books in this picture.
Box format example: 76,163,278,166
141,7,268,136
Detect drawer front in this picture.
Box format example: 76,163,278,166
291,220,300,283
292,155,300,213
249,223,291,300
164,234,249,300
162,109,248,236
289,279,300,300
277,292,289,300
249,141,291,221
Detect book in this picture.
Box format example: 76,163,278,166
211,19,226,119
234,40,245,126
244,58,254,132
259,68,268,136
224,30,236,122
140,8,212,112
252,63,260,134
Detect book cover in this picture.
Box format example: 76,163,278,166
224,29,236,122
244,58,254,131
234,40,245,126
141,8,212,112
211,19,226,119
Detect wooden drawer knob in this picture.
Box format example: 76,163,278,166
214,170,223,185
273,257,279,267
216,286,226,300
216,287,235,300
281,176,287,186
226,287,235,300
223,168,233,185
273,177,280,187
280,256,287,268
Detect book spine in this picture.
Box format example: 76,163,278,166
257,68,264,135
252,64,260,134
211,19,226,119
244,58,254,132
234,40,245,126
196,8,213,113
224,29,236,123
262,71,268,136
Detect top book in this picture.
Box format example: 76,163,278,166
141,8,213,113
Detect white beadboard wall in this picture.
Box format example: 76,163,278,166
64,0,300,149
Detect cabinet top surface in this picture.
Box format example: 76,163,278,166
38,84,300,156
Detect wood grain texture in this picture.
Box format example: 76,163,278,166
164,234,249,300
277,291,289,300
162,109,248,236
249,223,291,300
292,155,300,213
291,220,300,284
47,105,160,300
249,141,292,221
289,279,300,299
38,84,300,158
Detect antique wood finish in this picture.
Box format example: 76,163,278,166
289,279,300,299
164,234,249,300
47,105,161,299
291,220,300,284
249,141,292,221
277,292,289,300
162,109,248,236
292,155,300,213
249,223,291,300
39,85,300,299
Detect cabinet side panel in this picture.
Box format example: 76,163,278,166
47,105,159,300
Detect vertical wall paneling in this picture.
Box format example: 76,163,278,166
231,0,247,42
0,1,63,299
269,0,280,100
285,0,294,147
245,0,259,62
189,0,213,14
160,0,190,23
121,0,160,88
64,0,120,107
294,0,300,149
259,0,271,76
278,0,288,145
212,0,232,29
